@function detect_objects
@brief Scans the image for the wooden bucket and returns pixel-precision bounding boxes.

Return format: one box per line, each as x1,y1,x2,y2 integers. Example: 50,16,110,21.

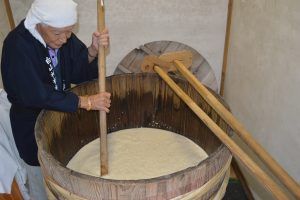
35,73,232,200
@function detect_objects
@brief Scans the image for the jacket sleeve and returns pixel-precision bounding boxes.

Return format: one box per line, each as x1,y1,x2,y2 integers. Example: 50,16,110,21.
1,34,79,112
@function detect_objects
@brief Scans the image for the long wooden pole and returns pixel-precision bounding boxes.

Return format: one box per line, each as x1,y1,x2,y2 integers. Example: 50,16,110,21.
4,0,15,30
153,65,289,200
173,60,300,199
97,0,108,176
220,0,233,96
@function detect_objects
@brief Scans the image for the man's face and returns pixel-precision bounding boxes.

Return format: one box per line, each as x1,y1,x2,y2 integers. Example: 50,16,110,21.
37,24,74,49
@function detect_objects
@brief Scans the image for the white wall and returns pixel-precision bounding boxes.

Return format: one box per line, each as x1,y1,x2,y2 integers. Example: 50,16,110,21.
3,0,228,90
224,0,300,199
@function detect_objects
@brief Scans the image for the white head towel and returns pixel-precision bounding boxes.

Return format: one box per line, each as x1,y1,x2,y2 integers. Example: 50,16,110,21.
24,0,78,47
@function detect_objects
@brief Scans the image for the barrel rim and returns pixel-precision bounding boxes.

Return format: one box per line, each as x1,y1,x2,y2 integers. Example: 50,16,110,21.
36,122,229,183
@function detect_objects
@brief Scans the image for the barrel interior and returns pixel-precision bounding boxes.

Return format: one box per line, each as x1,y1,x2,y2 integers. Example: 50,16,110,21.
36,73,230,167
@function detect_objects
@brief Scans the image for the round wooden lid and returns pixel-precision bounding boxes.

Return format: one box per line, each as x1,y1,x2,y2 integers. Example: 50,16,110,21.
114,40,218,92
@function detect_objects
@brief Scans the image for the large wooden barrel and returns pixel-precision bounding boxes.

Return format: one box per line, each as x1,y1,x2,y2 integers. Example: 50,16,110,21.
35,73,232,200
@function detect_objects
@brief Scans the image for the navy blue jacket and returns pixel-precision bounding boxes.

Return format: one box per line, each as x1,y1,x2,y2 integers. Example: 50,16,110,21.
1,20,98,166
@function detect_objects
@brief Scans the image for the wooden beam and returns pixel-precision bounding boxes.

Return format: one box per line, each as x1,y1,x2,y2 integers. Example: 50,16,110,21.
4,0,15,30
220,0,233,96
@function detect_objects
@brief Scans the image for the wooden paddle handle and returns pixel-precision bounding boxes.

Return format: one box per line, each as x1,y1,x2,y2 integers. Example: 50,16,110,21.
173,60,300,199
97,0,108,176
153,65,289,200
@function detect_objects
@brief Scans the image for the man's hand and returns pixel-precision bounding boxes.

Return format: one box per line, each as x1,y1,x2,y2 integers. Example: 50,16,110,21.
79,92,111,112
88,28,109,58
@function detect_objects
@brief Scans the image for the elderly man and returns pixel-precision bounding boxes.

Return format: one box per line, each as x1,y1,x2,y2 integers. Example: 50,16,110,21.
1,0,111,199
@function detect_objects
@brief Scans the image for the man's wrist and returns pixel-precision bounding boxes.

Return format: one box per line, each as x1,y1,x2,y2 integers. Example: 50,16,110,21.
79,96,93,111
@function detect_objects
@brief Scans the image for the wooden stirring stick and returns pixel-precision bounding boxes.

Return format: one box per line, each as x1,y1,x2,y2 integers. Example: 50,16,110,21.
97,0,108,176
173,60,300,199
153,65,289,200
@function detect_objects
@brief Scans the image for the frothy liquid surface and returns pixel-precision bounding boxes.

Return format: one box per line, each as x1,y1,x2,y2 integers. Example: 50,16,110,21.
67,128,208,180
